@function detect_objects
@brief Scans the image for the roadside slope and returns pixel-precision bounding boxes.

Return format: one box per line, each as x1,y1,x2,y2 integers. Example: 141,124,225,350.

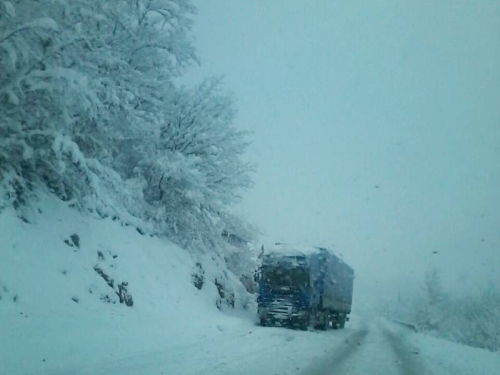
0,194,240,375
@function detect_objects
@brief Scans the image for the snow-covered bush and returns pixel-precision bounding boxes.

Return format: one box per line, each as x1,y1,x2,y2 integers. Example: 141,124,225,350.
438,284,500,352
386,269,500,352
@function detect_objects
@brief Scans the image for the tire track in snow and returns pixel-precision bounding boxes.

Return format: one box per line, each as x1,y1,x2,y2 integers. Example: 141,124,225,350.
296,327,369,375
333,324,401,375
187,328,355,375
383,326,433,375
299,320,433,375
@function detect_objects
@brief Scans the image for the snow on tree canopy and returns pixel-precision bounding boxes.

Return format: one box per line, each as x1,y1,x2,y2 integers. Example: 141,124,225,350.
0,0,255,275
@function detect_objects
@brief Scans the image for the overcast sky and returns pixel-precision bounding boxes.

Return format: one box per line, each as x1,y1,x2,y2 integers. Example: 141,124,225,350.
186,0,500,301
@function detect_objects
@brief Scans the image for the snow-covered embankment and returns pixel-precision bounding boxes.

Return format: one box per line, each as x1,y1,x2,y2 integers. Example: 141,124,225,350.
0,195,249,374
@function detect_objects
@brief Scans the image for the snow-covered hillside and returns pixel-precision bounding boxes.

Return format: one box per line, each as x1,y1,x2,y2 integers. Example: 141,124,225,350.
0,194,253,375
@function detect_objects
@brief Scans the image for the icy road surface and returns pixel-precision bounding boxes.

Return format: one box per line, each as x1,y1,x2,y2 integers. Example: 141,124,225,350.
50,317,499,375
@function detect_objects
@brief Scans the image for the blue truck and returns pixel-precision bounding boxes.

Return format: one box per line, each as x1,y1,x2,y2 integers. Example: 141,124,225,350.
257,244,354,330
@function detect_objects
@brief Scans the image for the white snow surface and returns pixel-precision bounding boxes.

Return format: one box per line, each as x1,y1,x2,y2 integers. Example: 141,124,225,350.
395,323,500,375
264,243,331,257
1,196,499,375
0,195,245,375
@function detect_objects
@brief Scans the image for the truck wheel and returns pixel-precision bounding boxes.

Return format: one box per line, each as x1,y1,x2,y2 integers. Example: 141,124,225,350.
299,320,309,331
260,318,267,326
322,320,329,330
314,314,328,331
299,314,310,330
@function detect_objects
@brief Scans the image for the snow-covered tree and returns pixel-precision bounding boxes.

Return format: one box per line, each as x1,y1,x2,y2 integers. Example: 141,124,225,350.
0,0,197,212
412,268,448,331
1,0,257,278
130,79,254,254
1,0,96,209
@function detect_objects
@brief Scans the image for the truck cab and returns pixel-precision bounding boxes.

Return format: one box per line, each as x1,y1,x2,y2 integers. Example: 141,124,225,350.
257,254,311,329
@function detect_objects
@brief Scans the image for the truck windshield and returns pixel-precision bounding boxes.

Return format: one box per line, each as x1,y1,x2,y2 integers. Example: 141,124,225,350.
261,266,309,288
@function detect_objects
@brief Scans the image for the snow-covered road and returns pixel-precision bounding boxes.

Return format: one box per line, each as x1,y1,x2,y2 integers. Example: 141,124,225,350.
55,317,499,375
299,318,500,375
300,321,430,375
68,322,355,375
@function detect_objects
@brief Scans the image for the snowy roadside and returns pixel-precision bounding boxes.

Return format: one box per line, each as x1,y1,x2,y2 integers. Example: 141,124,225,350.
383,320,500,375
0,196,249,375
406,328,500,375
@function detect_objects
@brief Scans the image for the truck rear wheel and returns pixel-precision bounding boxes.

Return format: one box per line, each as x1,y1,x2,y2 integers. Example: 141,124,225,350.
337,315,346,329
299,319,309,331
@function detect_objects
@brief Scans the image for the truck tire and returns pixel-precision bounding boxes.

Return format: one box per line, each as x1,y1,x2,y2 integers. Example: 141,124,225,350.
299,319,309,331
313,313,328,331
337,315,346,329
